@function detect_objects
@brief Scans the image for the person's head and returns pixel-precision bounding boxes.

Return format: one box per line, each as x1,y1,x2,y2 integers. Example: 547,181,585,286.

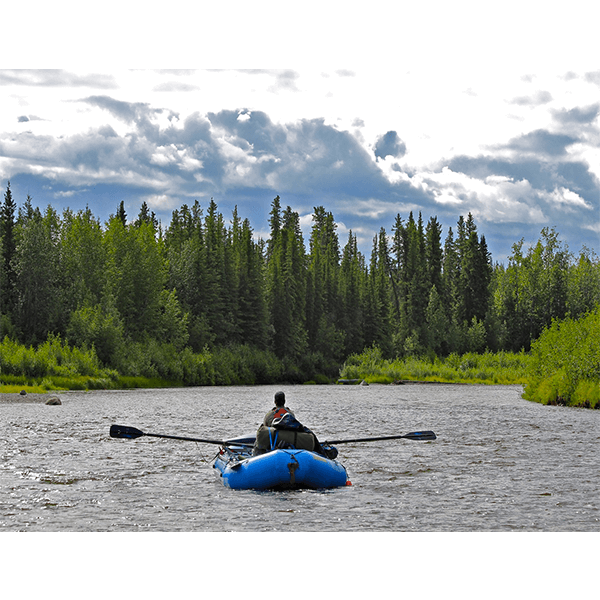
274,391,285,407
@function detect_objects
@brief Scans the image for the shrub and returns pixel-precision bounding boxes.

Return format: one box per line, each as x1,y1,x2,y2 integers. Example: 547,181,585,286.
524,305,600,407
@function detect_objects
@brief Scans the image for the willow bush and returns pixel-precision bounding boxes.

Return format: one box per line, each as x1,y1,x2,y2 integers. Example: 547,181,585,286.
0,335,118,390
523,306,600,408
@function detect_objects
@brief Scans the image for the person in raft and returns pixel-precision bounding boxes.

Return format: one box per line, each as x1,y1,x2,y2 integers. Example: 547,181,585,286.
262,390,294,427
254,391,337,459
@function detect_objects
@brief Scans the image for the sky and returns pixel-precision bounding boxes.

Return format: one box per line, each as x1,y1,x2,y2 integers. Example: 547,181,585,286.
1,2,599,265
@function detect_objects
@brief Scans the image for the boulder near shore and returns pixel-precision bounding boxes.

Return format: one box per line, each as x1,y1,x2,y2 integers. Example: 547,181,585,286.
0,392,62,405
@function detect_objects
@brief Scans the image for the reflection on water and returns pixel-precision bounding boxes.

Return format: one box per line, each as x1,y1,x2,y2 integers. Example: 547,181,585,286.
0,384,598,531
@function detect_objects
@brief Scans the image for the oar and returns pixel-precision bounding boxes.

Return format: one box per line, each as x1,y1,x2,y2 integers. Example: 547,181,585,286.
324,430,436,444
109,424,254,447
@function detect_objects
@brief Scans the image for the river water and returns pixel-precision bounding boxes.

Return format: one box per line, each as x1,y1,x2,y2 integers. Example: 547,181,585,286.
1,383,598,533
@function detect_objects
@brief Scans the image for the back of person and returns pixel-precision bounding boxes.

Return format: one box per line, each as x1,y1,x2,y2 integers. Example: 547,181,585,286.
263,391,294,427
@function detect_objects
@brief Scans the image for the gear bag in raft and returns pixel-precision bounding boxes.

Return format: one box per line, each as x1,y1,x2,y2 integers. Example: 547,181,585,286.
273,413,338,459
255,425,315,452
255,412,315,451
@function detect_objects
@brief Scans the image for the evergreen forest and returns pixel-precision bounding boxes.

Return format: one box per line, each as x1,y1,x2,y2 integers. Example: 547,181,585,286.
0,181,599,394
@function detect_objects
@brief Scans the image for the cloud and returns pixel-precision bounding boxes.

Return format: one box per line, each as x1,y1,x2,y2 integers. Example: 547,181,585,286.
502,129,579,157
17,115,45,124
82,95,156,124
268,70,300,92
446,153,597,201
0,70,117,88
1,88,598,265
335,70,355,77
2,100,393,209
227,69,301,93
373,131,407,160
584,71,600,86
548,186,592,210
509,90,553,106
152,81,200,93
551,103,600,125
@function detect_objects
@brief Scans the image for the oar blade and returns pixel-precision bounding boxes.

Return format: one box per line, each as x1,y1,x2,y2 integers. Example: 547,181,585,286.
110,424,145,439
404,430,437,441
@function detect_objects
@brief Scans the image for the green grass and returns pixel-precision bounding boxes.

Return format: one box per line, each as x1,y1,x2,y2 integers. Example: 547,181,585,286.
340,347,530,386
0,383,47,394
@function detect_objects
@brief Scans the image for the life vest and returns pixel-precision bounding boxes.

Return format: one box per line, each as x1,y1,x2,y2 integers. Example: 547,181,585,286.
272,407,288,420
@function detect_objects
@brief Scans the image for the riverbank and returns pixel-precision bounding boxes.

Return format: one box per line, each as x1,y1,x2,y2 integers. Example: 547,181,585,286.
339,348,530,386
338,346,599,408
2,335,597,408
0,392,62,404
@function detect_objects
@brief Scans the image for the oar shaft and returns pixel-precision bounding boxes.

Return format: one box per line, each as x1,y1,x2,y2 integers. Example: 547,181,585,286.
144,432,228,444
110,425,253,447
325,431,436,444
146,432,254,447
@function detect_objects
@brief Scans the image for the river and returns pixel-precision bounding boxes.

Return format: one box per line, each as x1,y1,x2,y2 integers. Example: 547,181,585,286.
1,383,598,533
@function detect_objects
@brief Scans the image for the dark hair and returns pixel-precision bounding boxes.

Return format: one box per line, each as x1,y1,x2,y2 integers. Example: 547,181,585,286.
274,391,285,406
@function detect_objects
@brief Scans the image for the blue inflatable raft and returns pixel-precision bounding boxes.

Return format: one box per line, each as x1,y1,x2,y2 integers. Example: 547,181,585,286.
213,435,349,490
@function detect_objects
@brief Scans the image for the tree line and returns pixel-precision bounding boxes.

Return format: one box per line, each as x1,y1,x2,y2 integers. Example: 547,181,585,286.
1,181,599,382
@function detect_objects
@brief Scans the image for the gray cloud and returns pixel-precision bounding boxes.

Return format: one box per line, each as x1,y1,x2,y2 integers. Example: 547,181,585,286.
373,131,407,160
268,70,300,92
82,95,156,124
502,129,579,157
510,90,553,106
552,103,600,125
447,154,597,199
584,71,600,85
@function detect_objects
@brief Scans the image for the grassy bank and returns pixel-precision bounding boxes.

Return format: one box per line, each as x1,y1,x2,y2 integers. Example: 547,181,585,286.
0,336,120,393
1,335,531,393
339,347,530,385
0,334,334,392
339,309,600,409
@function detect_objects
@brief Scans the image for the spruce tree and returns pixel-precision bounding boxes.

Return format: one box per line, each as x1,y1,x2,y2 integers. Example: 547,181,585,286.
266,203,308,359
14,206,62,344
234,215,268,348
339,231,365,356
307,206,343,359
0,181,17,319
402,213,428,349
116,200,127,226
425,216,443,295
366,228,393,357
442,226,461,352
204,198,236,345
134,201,158,230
